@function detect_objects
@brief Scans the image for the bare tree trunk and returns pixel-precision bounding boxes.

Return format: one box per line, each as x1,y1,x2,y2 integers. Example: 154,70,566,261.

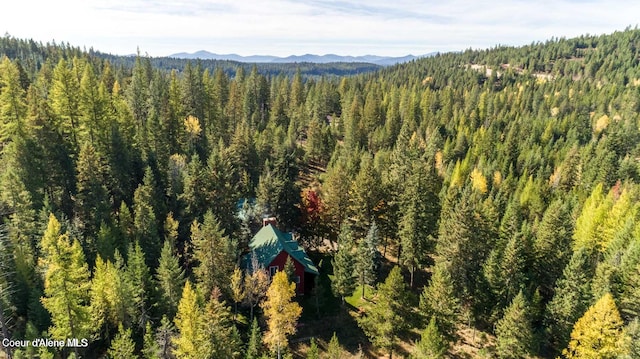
410,265,414,289
383,237,388,257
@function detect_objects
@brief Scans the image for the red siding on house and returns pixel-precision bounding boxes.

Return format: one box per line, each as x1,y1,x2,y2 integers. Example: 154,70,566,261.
268,251,307,294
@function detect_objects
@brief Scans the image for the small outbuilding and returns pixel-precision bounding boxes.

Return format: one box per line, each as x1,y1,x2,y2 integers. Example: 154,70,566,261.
244,223,319,295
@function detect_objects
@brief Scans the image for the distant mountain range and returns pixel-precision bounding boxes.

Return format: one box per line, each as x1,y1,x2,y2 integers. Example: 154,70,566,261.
168,51,435,66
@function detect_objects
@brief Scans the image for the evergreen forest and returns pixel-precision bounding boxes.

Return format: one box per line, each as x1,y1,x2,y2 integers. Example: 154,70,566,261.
2,27,640,358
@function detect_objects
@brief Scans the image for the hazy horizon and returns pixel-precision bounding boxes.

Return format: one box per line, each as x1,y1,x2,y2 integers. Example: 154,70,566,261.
3,0,639,57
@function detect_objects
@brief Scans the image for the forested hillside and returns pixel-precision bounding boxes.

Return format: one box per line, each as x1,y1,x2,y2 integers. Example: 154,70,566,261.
0,36,381,80
1,28,640,358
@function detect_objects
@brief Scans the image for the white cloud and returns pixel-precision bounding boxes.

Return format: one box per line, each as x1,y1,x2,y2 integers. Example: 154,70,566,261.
1,0,639,56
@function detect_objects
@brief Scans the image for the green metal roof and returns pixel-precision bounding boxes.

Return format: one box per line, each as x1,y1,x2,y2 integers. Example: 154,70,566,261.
246,224,319,275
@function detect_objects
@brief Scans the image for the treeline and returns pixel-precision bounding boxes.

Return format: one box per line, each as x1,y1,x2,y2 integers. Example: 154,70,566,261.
1,27,640,358
0,34,381,81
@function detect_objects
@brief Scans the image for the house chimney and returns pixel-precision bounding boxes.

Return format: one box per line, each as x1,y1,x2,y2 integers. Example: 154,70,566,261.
262,217,278,227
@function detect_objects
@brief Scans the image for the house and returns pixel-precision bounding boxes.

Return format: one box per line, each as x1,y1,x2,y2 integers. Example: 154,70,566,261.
244,223,319,295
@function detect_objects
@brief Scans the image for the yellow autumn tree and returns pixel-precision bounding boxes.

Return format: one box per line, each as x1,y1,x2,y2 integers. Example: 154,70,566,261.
230,266,245,319
184,115,202,137
563,293,628,359
261,271,302,359
573,183,610,252
470,167,488,194
183,115,201,152
173,281,209,359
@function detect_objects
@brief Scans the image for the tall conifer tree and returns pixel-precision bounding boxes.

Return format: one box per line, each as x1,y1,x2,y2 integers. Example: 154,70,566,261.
419,262,459,341
495,291,533,359
191,210,235,297
156,240,185,319
359,266,409,359
331,223,356,304
39,214,92,357
355,222,379,298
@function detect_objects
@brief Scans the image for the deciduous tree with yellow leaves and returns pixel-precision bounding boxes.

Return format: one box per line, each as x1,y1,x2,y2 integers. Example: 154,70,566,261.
563,293,628,359
261,271,302,359
173,281,207,359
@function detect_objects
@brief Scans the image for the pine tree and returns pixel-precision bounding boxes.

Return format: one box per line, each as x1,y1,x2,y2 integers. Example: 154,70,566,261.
495,291,533,359
79,62,109,147
257,147,301,230
2,171,39,329
128,54,151,146
412,317,447,359
348,153,382,234
620,240,640,320
498,200,523,242
173,281,207,359
108,324,138,359
624,318,640,359
39,214,92,350
75,144,110,245
203,287,242,358
261,271,302,359
355,222,379,299
205,142,241,235
498,225,530,308
533,199,573,297
307,338,320,359
95,223,121,263
563,293,628,359
419,262,459,341
573,183,610,252
118,202,135,243
399,160,441,287
311,272,326,319
331,223,356,304
181,155,207,223
156,240,185,319
90,256,132,334
545,247,595,353
49,58,81,148
0,225,16,358
0,56,27,143
327,332,342,359
191,210,235,296
134,167,161,267
359,266,409,359
246,317,263,359
322,160,353,244
256,163,281,216
142,322,160,359
435,187,492,313
126,241,151,330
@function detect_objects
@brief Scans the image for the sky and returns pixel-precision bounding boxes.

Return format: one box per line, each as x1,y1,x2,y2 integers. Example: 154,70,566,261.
2,0,640,57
